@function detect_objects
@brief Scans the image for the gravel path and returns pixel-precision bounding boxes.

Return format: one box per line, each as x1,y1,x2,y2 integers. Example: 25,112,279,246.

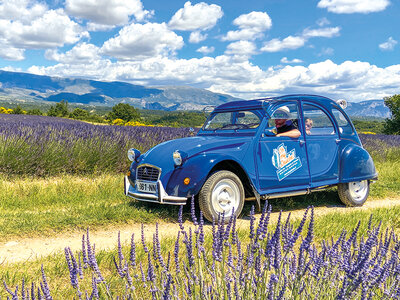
1,198,399,264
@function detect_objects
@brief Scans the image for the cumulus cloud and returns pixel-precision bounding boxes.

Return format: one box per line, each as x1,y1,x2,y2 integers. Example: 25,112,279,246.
189,31,207,43
0,0,47,23
280,57,303,64
261,27,340,52
316,17,330,26
168,1,223,31
45,42,101,63
379,37,397,51
317,0,390,14
30,49,400,102
66,0,152,26
101,22,184,60
0,8,88,49
196,46,215,54
0,39,25,60
225,41,257,56
261,36,306,52
222,11,272,41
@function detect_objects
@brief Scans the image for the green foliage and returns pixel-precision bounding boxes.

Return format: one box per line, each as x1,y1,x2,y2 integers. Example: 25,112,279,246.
383,94,400,134
26,108,43,115
69,107,89,119
12,105,25,114
47,100,69,117
148,111,207,127
351,119,385,134
107,103,141,122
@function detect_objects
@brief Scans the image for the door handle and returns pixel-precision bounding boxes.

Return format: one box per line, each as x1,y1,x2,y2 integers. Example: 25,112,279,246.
335,139,341,144
299,140,305,146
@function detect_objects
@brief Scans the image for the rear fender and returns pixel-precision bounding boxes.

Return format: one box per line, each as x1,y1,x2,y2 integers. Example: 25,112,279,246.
339,144,378,183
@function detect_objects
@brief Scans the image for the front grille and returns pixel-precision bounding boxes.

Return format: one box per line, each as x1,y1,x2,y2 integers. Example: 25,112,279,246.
136,165,160,182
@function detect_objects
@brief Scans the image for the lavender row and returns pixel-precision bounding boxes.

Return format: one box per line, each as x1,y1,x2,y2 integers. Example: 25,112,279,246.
4,198,400,299
0,114,192,176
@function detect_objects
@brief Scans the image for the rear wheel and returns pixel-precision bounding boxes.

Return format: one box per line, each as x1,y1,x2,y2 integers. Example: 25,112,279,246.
199,170,245,223
338,180,370,206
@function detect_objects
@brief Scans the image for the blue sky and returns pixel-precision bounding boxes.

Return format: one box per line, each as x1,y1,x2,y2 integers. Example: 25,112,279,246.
0,0,399,101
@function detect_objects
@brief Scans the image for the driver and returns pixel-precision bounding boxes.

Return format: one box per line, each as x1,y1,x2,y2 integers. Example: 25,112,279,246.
274,106,301,138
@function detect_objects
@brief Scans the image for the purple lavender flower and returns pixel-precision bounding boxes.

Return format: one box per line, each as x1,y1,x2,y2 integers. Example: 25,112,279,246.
174,232,181,274
162,274,173,300
130,233,136,267
40,265,53,300
190,195,198,225
300,206,314,252
141,224,149,253
249,205,255,240
65,247,79,289
178,205,184,231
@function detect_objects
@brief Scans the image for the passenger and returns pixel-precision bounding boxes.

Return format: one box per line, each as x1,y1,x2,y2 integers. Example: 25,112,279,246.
273,106,301,138
305,117,313,135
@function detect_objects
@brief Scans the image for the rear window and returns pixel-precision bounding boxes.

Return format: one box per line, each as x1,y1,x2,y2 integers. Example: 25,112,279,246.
203,110,261,130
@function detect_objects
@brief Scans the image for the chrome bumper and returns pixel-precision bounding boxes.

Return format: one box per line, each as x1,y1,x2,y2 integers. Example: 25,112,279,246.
124,176,187,205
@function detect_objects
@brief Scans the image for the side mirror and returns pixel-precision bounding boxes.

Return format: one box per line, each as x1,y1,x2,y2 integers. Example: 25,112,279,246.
264,127,277,136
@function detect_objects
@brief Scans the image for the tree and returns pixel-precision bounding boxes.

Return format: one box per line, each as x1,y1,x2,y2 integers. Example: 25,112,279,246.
383,94,400,135
47,100,69,117
69,108,89,120
12,105,25,114
27,108,43,116
107,103,141,122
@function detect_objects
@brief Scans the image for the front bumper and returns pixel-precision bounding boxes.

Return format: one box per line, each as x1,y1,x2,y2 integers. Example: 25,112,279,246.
124,176,187,205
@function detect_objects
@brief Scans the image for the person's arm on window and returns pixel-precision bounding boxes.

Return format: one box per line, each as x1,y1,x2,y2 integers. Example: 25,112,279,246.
276,128,301,138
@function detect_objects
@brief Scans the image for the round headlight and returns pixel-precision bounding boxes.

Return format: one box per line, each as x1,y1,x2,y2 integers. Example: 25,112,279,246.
173,150,182,166
128,148,141,162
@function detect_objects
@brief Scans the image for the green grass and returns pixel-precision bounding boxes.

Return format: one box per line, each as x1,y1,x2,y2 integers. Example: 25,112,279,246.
0,174,180,240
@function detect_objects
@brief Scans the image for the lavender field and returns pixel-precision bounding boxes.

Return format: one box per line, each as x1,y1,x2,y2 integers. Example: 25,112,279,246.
4,199,400,299
0,114,193,176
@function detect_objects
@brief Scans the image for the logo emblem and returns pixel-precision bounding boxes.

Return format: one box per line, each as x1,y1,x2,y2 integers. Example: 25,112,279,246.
143,168,148,175
272,143,302,181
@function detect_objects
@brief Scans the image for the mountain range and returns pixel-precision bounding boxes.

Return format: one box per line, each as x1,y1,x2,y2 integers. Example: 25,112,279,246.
0,70,391,117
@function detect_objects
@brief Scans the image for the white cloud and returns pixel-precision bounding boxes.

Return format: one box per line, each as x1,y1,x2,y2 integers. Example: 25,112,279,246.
45,43,101,63
261,36,306,52
316,17,330,27
101,23,184,60
168,1,223,31
302,27,340,38
189,31,207,43
317,0,390,14
29,55,400,102
0,0,47,23
222,11,272,41
319,47,335,56
0,39,25,61
379,37,397,51
0,9,88,49
261,27,340,52
281,57,303,64
66,0,152,26
225,41,257,56
196,46,215,54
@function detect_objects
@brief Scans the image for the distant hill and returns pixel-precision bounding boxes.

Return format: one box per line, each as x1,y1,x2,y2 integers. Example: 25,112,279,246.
0,70,240,111
345,100,390,119
0,70,391,116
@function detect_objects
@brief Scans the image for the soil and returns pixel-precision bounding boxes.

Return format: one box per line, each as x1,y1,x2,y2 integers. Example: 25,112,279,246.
0,198,399,264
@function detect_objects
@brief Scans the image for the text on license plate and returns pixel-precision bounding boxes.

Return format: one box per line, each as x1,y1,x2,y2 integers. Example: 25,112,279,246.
137,181,157,194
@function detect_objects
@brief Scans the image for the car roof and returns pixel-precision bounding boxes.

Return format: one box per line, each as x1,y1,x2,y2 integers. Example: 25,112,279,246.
213,94,337,112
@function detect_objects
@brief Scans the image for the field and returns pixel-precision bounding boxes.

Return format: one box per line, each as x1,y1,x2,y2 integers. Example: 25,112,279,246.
0,114,399,299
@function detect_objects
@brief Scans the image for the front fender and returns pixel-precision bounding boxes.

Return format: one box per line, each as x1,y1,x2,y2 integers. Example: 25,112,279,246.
165,154,241,198
339,144,378,183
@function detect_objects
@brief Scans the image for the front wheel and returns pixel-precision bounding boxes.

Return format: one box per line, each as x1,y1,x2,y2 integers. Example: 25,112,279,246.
199,170,245,223
338,180,370,206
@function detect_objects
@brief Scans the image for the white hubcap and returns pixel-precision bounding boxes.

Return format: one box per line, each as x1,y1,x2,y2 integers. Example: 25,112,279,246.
211,179,240,217
349,180,368,201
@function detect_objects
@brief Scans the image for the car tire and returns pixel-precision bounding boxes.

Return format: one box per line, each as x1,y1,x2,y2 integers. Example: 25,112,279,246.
338,180,370,207
199,170,245,223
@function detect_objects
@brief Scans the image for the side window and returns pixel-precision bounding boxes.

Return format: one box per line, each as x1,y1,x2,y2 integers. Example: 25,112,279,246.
303,104,335,136
332,108,354,135
235,111,261,128
267,102,301,137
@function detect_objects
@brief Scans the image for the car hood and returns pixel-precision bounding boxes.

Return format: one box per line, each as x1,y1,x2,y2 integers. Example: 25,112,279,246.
138,135,253,169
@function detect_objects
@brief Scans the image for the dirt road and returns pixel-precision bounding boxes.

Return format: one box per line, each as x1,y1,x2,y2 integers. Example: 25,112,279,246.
1,198,399,264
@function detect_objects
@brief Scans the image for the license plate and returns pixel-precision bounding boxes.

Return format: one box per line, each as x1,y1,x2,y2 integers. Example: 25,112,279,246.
136,181,157,194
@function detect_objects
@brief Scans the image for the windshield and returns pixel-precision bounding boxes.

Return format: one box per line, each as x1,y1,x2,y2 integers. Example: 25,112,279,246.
203,110,261,131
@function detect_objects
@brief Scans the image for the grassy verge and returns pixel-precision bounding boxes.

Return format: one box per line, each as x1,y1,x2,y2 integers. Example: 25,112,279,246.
0,174,179,240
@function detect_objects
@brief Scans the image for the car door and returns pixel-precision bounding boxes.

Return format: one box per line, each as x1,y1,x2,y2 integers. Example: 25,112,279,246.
256,102,310,194
302,103,339,187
